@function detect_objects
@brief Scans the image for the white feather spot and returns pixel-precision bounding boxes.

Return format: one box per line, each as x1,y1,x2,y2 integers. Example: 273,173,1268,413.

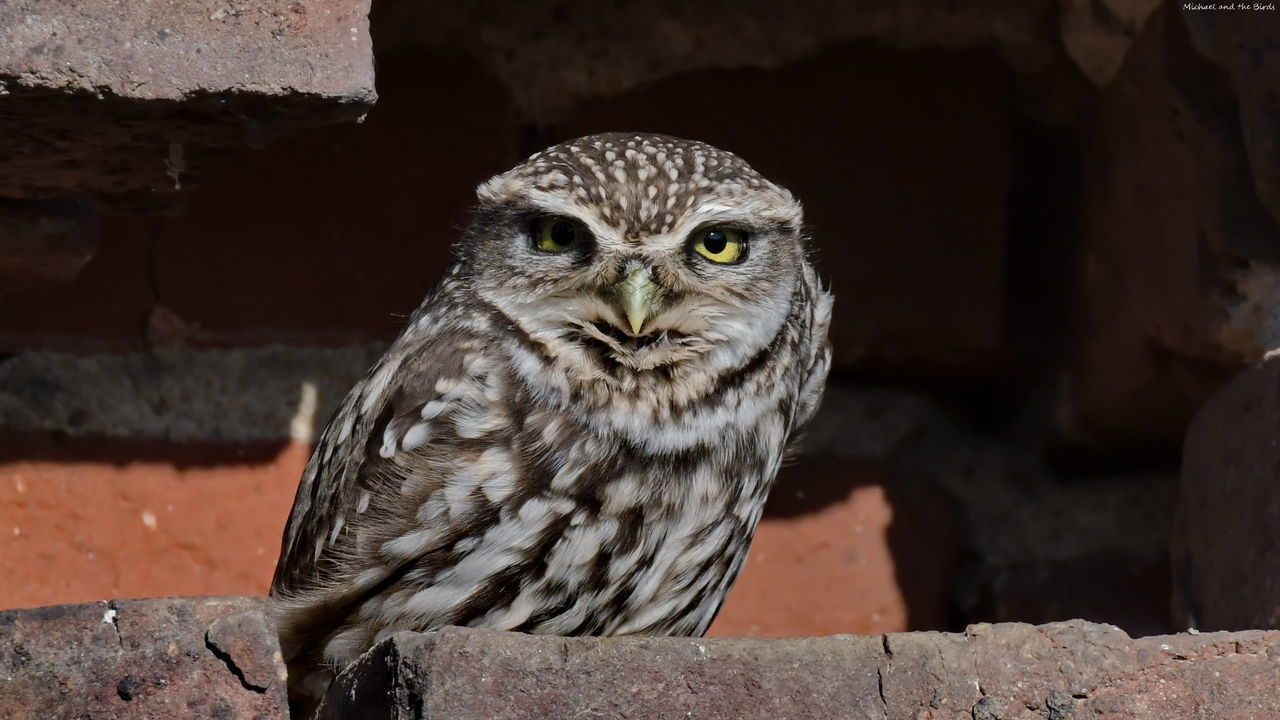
378,427,398,458
382,527,446,558
420,400,449,420
402,422,433,451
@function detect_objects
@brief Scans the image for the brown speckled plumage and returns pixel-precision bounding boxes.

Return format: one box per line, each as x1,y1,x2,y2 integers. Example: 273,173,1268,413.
270,132,832,711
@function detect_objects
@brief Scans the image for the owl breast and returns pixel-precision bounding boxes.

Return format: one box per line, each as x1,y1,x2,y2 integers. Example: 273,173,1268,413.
324,336,796,661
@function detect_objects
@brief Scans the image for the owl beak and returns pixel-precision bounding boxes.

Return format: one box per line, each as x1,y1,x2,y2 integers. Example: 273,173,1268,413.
612,264,666,336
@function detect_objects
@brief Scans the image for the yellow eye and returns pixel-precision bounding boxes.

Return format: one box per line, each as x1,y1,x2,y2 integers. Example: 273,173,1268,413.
533,217,586,253
691,227,746,264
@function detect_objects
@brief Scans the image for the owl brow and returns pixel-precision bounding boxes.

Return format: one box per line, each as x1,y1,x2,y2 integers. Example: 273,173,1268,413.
682,220,772,244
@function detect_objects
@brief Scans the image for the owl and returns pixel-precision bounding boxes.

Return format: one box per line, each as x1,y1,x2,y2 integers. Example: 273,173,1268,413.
271,132,833,710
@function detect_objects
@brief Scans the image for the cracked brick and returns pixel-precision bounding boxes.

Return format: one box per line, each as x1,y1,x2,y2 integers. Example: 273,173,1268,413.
0,596,287,720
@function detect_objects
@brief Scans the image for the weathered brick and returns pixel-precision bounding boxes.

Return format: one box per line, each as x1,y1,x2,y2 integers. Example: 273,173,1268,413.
1059,6,1280,450
318,622,1280,719
1177,356,1280,631
0,437,305,609
803,386,1177,635
0,596,287,720
0,196,97,294
148,52,519,346
0,211,155,352
0,0,376,199
711,458,957,637
0,345,383,441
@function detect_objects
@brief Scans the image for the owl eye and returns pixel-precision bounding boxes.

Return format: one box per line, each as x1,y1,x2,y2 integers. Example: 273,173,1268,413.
691,227,746,264
532,216,588,253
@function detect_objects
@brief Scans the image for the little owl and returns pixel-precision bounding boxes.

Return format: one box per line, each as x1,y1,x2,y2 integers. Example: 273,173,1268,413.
271,132,833,709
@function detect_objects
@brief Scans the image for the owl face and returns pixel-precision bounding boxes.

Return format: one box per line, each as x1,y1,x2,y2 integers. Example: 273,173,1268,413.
463,133,807,376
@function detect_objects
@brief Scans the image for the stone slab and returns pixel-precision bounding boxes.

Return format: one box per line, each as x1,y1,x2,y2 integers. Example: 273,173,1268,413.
0,595,288,720
0,0,376,199
1178,356,1280,631
320,621,1280,720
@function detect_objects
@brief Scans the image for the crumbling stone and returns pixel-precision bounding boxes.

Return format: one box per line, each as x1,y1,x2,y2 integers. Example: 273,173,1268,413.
0,595,288,720
1177,356,1280,631
319,621,1280,719
0,0,376,200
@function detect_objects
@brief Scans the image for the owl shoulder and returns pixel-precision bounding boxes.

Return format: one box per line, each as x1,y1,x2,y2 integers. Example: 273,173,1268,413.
271,318,502,596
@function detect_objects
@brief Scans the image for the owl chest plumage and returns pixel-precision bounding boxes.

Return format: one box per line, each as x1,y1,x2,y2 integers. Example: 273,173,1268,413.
272,267,829,683
344,321,798,649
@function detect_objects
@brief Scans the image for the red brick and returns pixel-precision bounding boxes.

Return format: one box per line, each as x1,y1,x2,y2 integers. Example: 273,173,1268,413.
0,212,156,353
0,52,519,352
320,622,1280,720
710,458,956,636
0,196,97,295
0,0,375,199
1178,357,1280,631
150,52,520,346
0,597,288,720
1060,7,1278,450
556,43,1014,378
0,440,306,609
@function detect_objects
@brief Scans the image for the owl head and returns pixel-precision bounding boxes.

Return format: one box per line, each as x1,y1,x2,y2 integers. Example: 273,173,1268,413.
460,132,808,380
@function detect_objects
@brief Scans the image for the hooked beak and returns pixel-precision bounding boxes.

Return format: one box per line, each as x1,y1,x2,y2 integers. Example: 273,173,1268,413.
611,263,667,336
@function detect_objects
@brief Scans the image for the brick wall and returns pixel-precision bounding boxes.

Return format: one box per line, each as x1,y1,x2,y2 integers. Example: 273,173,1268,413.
3,0,1279,647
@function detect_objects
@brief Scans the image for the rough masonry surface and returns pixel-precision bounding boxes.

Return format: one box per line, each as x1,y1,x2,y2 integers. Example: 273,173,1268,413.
320,621,1280,719
0,595,288,720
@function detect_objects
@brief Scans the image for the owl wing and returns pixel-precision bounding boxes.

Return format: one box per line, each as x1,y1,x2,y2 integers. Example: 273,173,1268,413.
270,322,488,600
790,266,834,440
